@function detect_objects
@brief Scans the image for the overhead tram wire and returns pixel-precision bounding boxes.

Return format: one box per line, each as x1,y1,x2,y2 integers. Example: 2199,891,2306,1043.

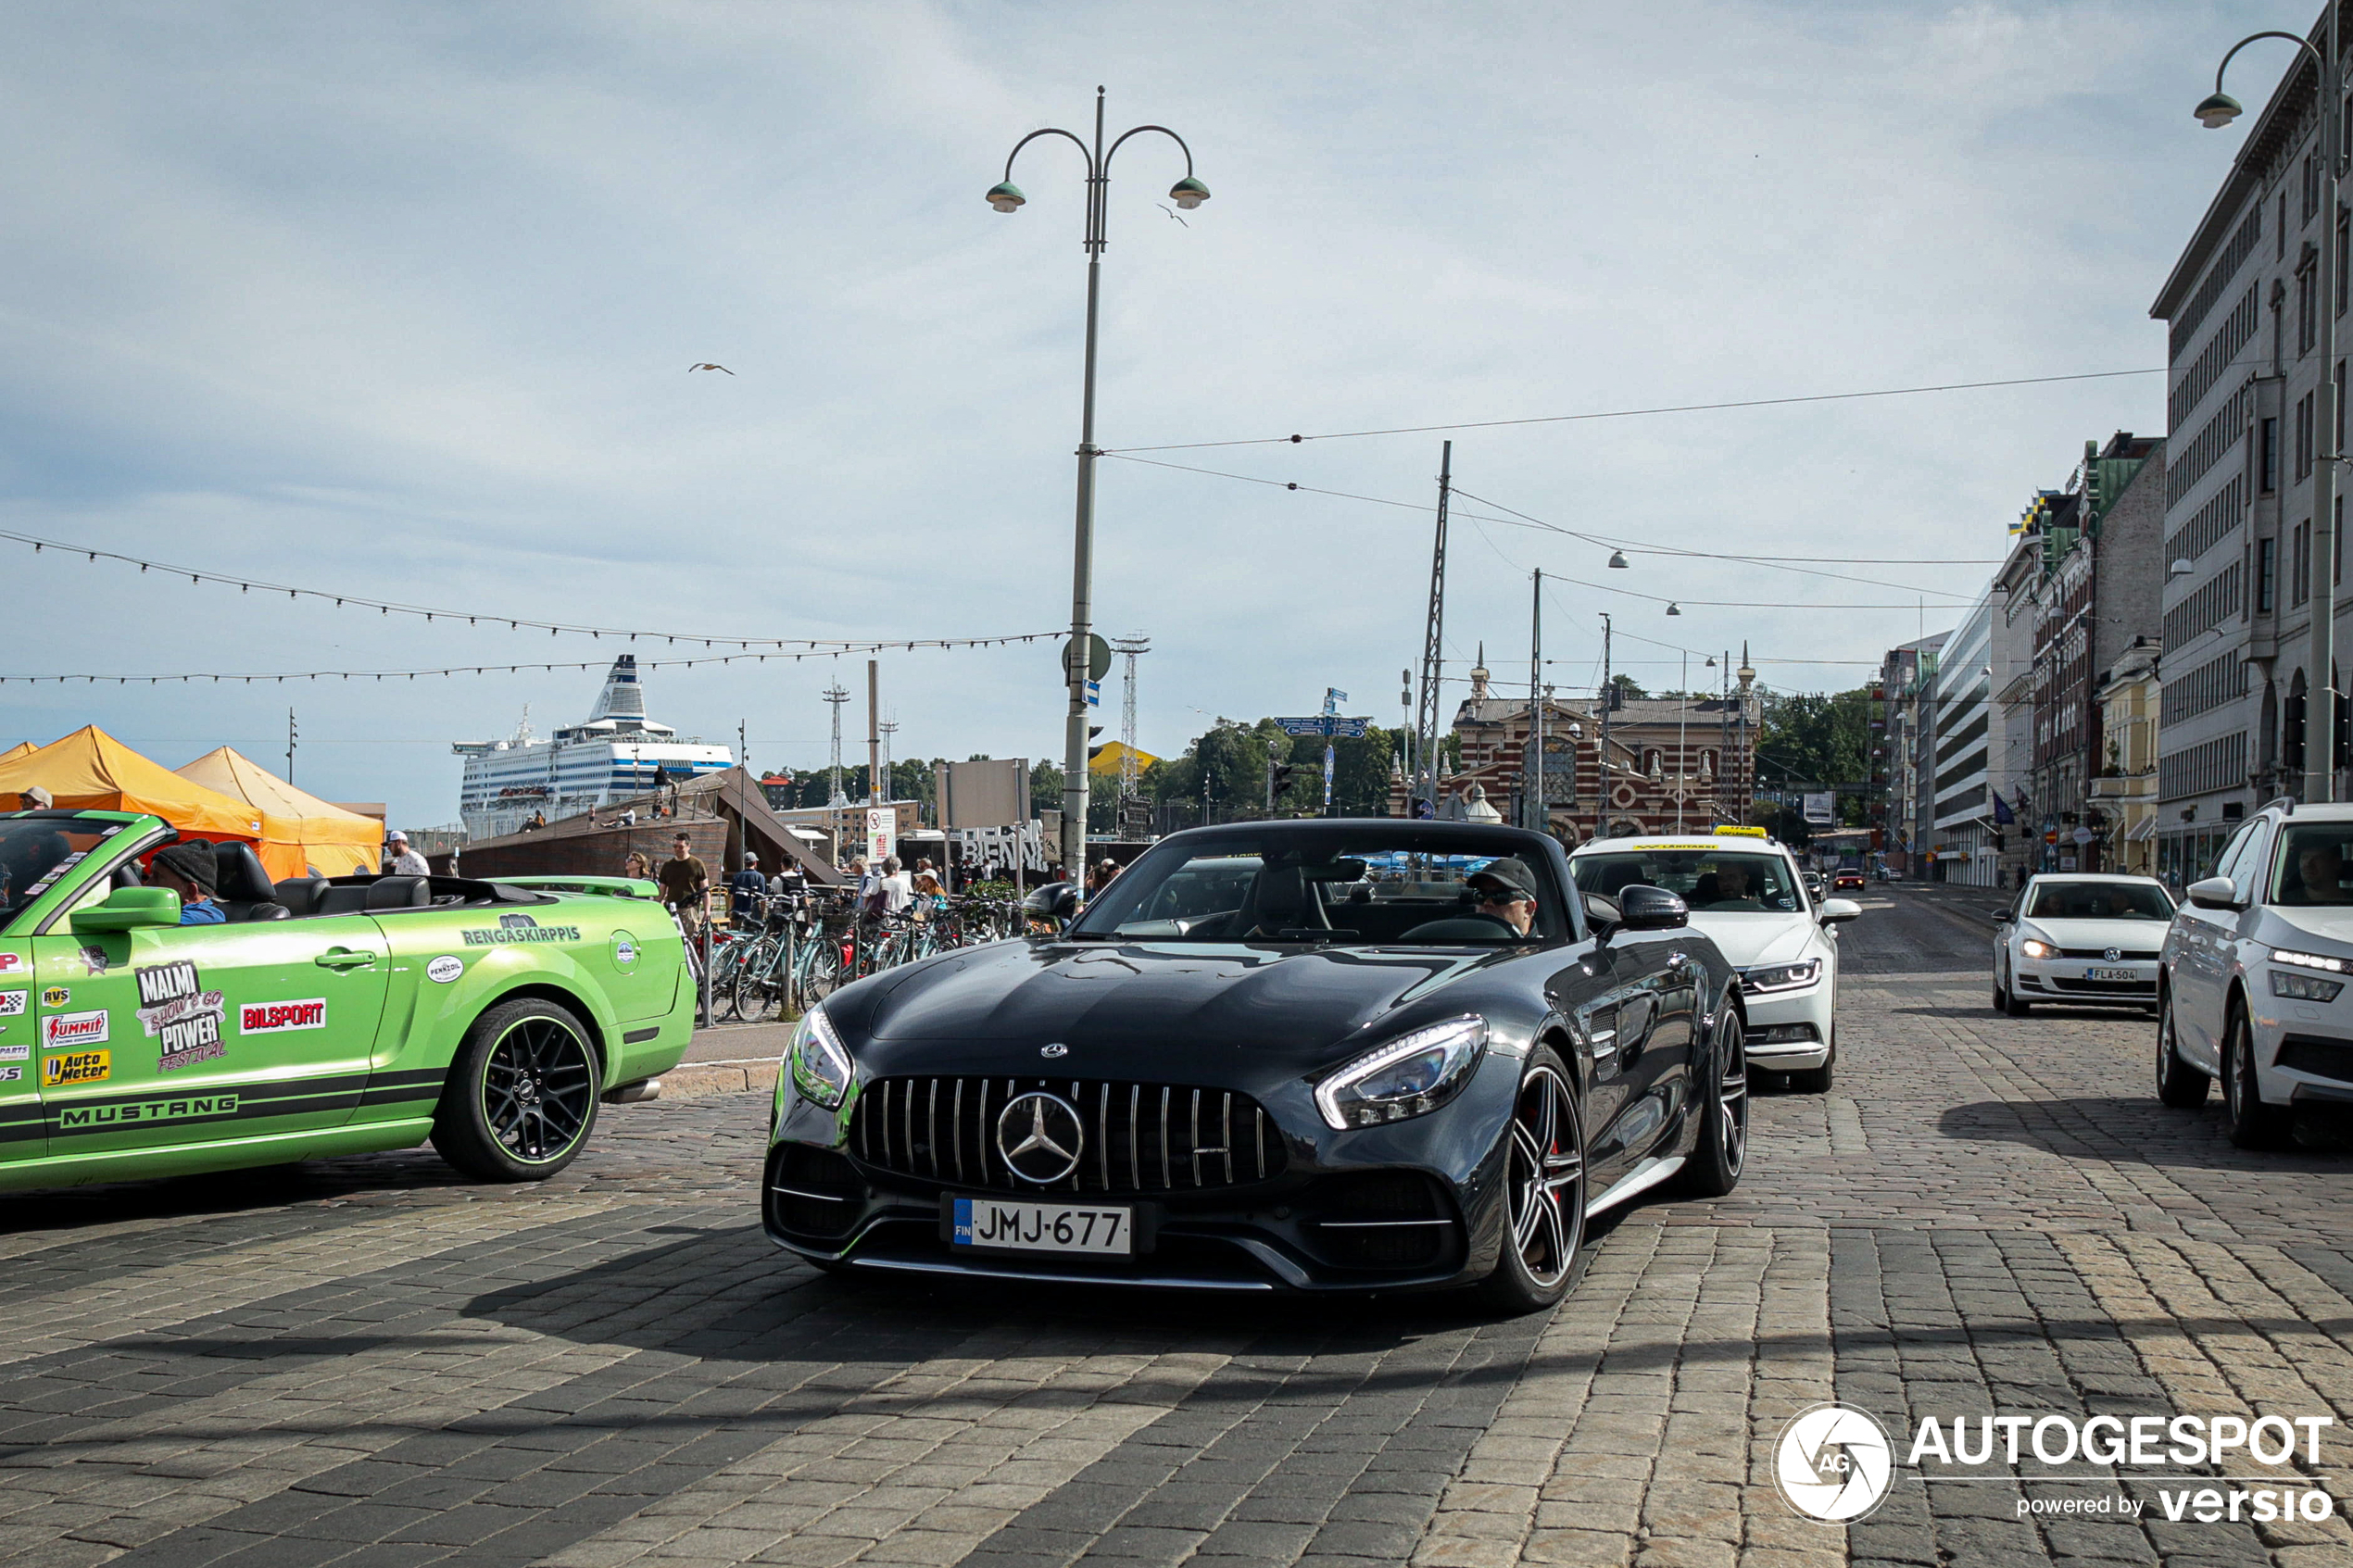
0,527,1048,654
1099,368,2164,453
1101,453,1993,586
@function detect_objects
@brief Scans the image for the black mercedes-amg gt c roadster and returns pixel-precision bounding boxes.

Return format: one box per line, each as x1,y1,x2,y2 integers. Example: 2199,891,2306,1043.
762,821,1748,1311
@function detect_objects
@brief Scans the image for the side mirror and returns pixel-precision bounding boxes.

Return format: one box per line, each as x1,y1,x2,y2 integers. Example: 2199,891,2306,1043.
1581,892,1622,936
1617,884,1688,932
1023,881,1080,923
2186,876,2243,911
70,886,181,933
1818,897,1863,924
1993,909,2013,923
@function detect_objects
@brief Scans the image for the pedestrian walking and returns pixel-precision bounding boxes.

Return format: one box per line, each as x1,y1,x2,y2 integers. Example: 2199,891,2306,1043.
729,851,767,927
623,850,653,881
659,833,710,937
386,831,430,877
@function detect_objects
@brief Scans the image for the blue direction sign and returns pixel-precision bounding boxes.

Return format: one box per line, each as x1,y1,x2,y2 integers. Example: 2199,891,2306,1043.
1276,716,1370,738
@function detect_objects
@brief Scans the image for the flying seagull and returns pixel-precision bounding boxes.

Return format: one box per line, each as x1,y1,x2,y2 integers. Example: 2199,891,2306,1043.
1156,204,1189,228
688,363,734,374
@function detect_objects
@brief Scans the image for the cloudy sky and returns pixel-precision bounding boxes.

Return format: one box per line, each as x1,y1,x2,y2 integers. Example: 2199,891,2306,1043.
0,2,2292,825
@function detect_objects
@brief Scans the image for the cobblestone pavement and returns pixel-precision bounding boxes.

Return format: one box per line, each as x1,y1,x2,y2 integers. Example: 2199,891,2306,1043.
4,888,2352,1568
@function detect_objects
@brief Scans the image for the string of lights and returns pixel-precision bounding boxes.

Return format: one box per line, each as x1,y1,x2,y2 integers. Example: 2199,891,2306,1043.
0,643,1051,687
0,528,1048,653
1099,368,2163,453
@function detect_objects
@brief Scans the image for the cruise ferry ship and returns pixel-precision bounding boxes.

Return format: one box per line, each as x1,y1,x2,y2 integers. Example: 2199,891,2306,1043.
453,657,734,839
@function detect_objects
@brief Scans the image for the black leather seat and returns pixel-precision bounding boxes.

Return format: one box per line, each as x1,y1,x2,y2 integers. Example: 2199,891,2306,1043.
318,875,431,917
275,877,325,917
211,842,290,922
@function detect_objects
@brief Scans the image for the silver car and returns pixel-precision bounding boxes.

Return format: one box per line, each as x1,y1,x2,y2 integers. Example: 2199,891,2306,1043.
2159,800,2353,1146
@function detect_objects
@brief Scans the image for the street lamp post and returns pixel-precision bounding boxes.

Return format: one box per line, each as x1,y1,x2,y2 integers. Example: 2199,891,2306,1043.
2200,18,2341,801
988,89,1210,877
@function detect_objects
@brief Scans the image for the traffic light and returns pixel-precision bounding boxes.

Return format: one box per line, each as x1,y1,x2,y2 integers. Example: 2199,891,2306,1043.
2287,693,2309,772
2337,693,2350,771
1272,761,1298,798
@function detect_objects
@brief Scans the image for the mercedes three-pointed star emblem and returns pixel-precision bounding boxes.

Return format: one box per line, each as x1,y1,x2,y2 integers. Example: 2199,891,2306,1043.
996,1091,1084,1185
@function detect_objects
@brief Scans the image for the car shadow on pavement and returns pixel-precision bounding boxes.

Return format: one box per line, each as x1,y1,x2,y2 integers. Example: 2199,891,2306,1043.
0,1148,479,1236
1936,1097,2353,1165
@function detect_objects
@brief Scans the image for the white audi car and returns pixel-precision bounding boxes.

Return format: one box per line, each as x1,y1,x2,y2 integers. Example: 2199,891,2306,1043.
1992,873,2174,1015
1569,828,1858,1091
2159,800,2353,1148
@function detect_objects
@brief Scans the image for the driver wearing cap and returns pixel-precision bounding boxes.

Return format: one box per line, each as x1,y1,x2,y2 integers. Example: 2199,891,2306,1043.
149,844,226,925
1467,858,1541,936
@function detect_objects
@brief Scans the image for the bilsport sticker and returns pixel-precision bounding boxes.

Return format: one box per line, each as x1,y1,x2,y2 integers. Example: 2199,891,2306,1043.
425,956,464,985
240,999,326,1035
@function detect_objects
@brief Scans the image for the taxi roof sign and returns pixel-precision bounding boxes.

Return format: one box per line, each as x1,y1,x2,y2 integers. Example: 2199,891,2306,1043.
1713,824,1768,837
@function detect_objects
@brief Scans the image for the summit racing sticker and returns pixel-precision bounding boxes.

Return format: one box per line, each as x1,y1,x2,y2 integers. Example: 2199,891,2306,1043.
138,961,226,1071
461,913,582,947
43,1010,108,1048
43,1051,108,1086
239,999,325,1035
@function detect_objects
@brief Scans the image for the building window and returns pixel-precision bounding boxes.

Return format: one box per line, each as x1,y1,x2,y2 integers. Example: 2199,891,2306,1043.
2341,214,2350,316
2300,264,2318,354
2297,393,2315,480
2264,415,2282,491
2281,191,2290,258
2295,520,2312,605
2259,535,2278,613
2306,151,2322,224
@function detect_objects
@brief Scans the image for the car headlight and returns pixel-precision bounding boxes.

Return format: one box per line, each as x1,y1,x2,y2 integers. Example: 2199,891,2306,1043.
2271,947,2350,973
2020,938,2059,960
1315,1016,1487,1131
1742,958,1822,994
787,1006,854,1109
2270,969,2346,1003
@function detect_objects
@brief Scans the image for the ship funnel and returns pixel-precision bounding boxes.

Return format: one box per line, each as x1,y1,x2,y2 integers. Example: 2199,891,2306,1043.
586,656,648,723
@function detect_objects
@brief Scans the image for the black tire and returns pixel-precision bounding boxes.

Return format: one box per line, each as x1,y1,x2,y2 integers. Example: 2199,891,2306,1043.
1787,1027,1834,1094
1479,1045,1588,1314
2155,990,2209,1109
2221,1002,2293,1149
431,998,603,1182
1992,970,2008,1012
1678,1008,1747,1198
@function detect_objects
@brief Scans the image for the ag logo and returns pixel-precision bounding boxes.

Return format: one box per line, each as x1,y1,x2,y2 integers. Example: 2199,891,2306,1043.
1773,1402,1894,1523
995,1091,1084,1185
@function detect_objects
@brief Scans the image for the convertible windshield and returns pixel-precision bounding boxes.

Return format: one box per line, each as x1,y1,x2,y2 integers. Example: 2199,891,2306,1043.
2025,881,2174,921
0,816,125,924
1571,848,1801,913
1068,829,1565,945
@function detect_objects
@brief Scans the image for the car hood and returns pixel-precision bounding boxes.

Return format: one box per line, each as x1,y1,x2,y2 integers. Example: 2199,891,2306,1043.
1684,913,1815,969
2259,906,2353,950
847,939,1516,1075
2022,917,2171,951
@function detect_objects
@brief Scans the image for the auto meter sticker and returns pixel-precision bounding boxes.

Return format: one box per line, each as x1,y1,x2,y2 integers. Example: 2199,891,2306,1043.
0,1044,25,1061
240,999,325,1035
42,1051,108,1086
43,1010,108,1048
0,991,23,1017
461,913,583,947
41,987,69,1009
425,956,464,984
137,961,226,1071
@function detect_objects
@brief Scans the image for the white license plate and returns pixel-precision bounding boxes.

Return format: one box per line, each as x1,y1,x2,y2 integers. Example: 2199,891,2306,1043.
2085,967,2139,983
950,1197,1133,1256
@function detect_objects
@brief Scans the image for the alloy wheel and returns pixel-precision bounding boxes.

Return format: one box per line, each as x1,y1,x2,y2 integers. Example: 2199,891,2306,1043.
1718,1024,1749,1177
482,1015,597,1164
1505,1064,1585,1288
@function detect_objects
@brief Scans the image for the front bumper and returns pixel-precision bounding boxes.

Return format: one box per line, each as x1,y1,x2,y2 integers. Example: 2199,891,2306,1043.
1740,981,1832,1069
2248,983,2353,1107
2015,953,2158,1005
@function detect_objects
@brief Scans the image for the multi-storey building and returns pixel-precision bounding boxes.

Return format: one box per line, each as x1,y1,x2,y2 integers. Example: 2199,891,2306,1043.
1878,635,1945,877
2149,3,2344,883
2095,638,2164,876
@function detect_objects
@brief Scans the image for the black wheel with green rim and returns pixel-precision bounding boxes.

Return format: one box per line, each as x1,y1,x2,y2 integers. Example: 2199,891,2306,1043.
1479,1046,1587,1313
431,997,602,1182
1679,1009,1748,1198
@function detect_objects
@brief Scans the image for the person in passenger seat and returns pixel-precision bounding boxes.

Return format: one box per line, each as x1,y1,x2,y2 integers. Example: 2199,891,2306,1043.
150,843,226,924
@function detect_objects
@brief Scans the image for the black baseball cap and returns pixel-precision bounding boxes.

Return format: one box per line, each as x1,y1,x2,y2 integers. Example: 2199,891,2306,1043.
154,842,218,895
1469,857,1539,904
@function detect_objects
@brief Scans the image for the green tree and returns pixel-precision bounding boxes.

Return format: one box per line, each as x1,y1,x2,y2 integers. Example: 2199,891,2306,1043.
1755,685,1875,828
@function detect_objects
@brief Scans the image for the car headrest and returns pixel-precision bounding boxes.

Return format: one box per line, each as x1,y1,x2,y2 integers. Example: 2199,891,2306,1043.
366,875,430,910
213,842,278,903
274,877,325,915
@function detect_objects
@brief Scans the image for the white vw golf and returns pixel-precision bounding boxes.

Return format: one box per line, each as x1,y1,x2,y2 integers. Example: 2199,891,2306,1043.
1992,873,2174,1015
1569,827,1858,1091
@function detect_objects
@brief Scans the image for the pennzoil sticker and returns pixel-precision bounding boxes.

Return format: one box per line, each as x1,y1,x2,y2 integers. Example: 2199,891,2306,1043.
240,999,325,1035
43,1010,108,1048
0,991,23,1017
426,956,463,984
43,1051,108,1086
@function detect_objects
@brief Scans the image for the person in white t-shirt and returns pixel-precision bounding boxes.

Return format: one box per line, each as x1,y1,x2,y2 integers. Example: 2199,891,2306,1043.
877,856,914,915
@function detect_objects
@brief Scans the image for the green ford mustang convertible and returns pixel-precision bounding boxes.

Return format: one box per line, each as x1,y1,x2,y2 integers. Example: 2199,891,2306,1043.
0,809,694,1191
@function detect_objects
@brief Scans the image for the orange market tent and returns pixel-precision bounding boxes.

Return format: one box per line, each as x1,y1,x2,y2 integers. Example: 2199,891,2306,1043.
0,743,31,763
176,746,382,881
0,726,265,845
